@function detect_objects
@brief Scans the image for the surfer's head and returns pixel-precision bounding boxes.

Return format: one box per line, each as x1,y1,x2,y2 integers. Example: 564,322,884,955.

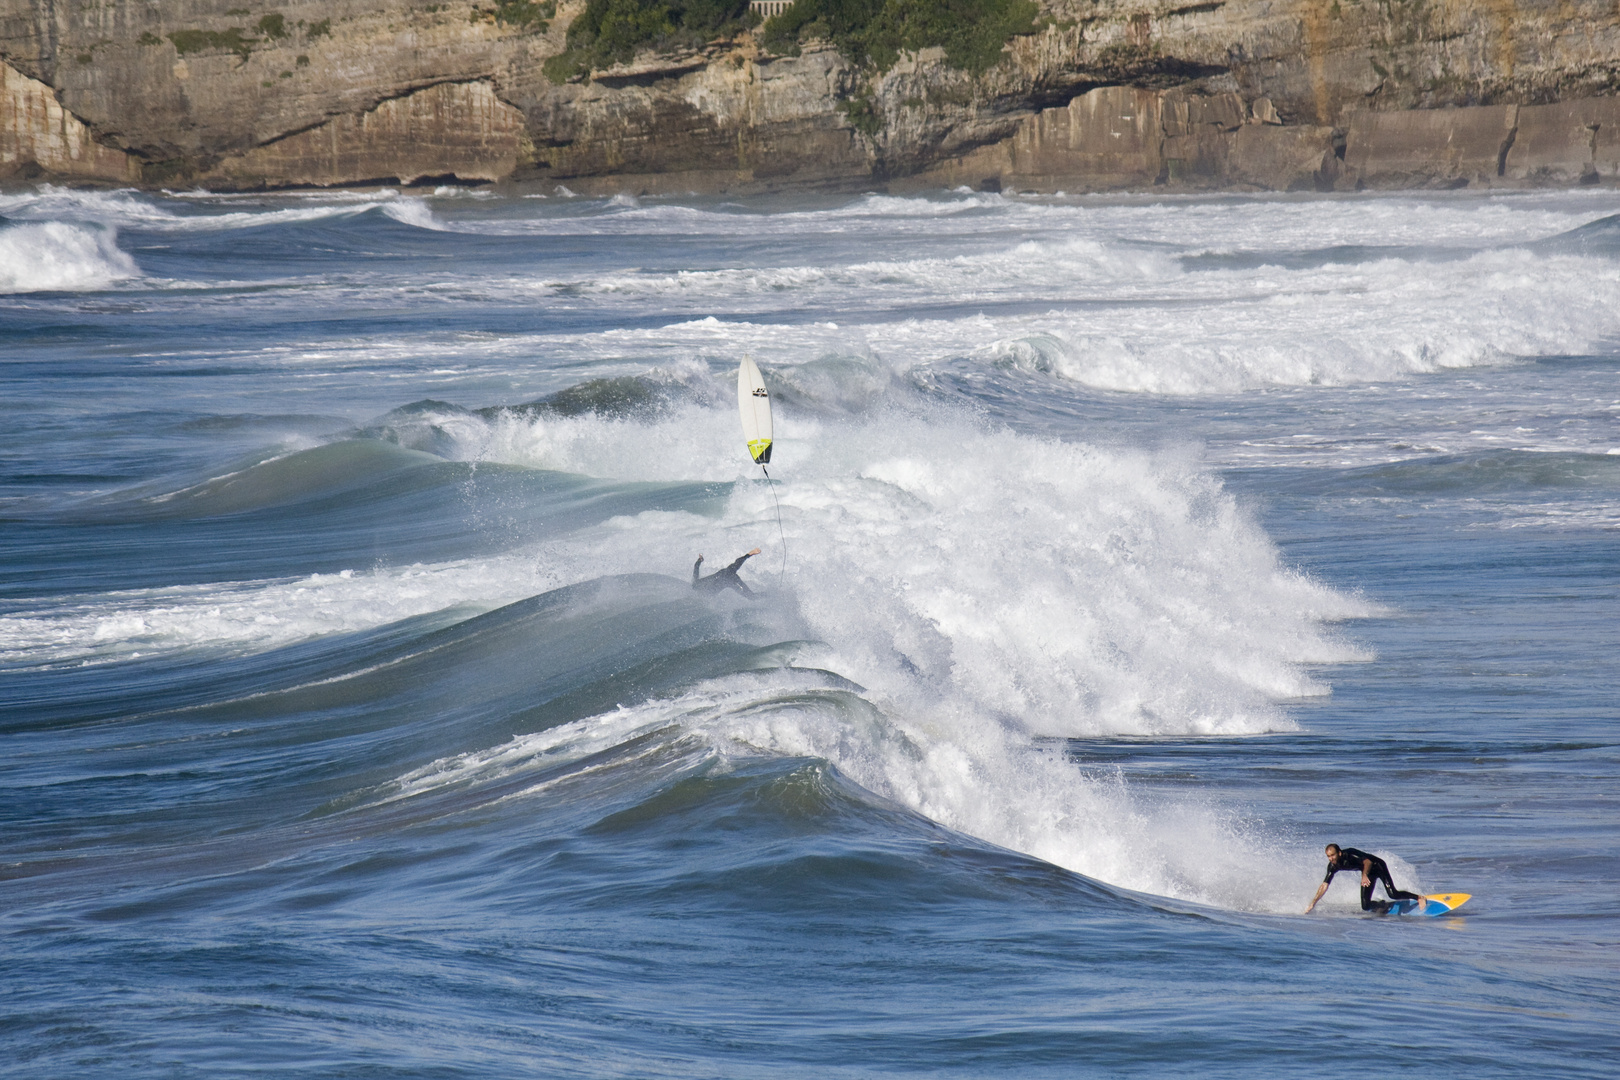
1324,844,1341,859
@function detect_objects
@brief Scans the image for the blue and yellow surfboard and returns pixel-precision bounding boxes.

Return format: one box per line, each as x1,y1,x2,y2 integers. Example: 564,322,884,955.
1383,892,1471,916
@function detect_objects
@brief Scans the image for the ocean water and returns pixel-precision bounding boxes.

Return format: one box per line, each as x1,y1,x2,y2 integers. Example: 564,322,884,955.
1,183,1617,1076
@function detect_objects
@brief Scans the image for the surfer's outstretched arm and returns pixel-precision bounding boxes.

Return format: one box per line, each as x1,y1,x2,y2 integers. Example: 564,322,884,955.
1305,881,1329,914
693,555,704,585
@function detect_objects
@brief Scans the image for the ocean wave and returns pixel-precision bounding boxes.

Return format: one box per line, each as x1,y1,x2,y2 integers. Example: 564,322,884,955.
0,560,519,668
0,184,385,233
380,199,451,231
6,184,1615,251
0,380,1381,917
425,188,1620,245
0,221,139,293
10,394,1369,738
1534,210,1620,256
966,248,1620,393
346,654,1372,914
450,244,1616,399
277,215,1620,401
807,190,1010,218
466,403,1371,735
557,235,1172,302
1287,448,1620,497
0,185,173,227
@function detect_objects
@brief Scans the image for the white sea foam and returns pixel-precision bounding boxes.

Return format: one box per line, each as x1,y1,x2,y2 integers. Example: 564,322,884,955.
396,400,1369,911
519,242,1620,395
970,248,1620,394
0,560,534,668
686,684,1390,913
17,187,1596,916
382,199,449,230
331,213,1620,397
461,401,1370,738
565,236,1170,305
6,401,1366,736
0,184,383,233
367,668,1387,915
12,185,1618,401
0,221,139,292
433,187,1619,241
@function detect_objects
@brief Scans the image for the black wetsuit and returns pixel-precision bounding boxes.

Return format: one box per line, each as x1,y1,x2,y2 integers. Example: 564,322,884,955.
1325,847,1420,911
692,552,756,597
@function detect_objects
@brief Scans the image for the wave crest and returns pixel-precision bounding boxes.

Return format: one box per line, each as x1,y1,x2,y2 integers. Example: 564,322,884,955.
0,221,138,293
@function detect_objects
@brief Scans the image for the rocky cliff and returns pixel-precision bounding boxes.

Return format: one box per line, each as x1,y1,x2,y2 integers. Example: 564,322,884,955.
3,0,1619,193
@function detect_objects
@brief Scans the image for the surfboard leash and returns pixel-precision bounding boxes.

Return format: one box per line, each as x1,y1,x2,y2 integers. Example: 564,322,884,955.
761,464,787,581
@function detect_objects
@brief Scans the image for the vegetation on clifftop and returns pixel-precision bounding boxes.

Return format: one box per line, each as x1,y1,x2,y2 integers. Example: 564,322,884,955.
165,15,332,62
473,0,556,31
543,0,1038,82
544,0,757,82
762,0,1039,74
168,28,258,61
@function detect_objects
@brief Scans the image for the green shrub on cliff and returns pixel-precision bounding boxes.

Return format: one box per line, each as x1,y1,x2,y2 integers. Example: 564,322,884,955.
168,28,255,61
498,0,556,28
544,0,757,82
839,91,882,135
541,0,1032,83
762,0,1038,73
472,0,556,30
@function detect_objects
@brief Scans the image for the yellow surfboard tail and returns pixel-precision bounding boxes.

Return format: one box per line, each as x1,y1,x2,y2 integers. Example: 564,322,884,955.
738,357,774,467
1423,893,1471,912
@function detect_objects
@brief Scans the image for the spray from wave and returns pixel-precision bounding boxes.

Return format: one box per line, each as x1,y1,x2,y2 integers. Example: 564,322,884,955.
0,221,138,292
0,183,389,234
970,245,1620,394
380,396,1373,913
0,343,1389,914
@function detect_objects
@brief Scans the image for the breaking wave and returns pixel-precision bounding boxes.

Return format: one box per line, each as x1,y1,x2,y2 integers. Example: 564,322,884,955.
0,220,138,292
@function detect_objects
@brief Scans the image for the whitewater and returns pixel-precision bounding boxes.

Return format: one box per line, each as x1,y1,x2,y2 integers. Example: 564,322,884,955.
2,184,1616,1077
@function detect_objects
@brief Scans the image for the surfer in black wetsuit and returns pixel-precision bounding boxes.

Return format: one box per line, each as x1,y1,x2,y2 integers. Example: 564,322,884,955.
1305,843,1422,914
692,549,760,597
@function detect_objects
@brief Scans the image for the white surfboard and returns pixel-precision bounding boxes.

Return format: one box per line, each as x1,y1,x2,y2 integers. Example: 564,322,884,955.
737,356,772,465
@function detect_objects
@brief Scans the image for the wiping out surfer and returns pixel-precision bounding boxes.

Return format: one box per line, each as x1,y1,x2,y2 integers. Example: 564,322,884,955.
693,549,761,597
737,355,787,581
1305,843,1422,914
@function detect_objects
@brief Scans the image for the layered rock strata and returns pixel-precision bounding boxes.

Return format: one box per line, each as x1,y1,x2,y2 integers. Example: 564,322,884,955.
2,0,1619,192
2,59,138,181
914,85,1342,192
210,80,528,188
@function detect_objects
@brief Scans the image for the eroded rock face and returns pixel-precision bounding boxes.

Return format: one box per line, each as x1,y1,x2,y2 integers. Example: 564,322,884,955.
1506,98,1620,183
1,61,137,181
525,45,873,190
909,85,1340,194
0,0,1618,192
204,79,527,187
1344,105,1519,189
